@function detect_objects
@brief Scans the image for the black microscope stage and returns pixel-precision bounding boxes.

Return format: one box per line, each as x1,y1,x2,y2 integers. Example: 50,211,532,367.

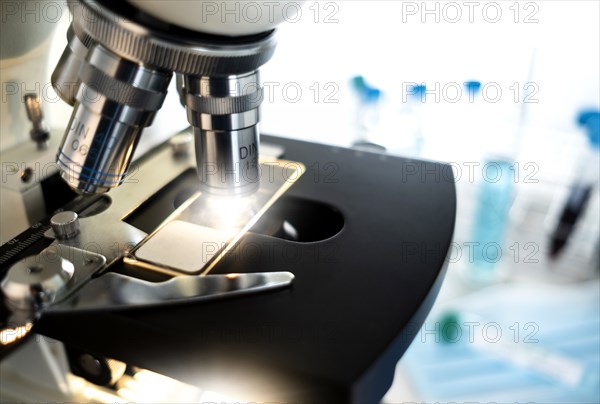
1,135,456,403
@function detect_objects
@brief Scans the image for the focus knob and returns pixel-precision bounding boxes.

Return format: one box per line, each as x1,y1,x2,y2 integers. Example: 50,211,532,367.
1,254,74,311
50,211,80,239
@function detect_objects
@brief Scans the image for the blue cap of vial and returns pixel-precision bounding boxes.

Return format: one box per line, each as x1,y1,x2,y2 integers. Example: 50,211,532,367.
351,75,381,104
577,110,600,149
464,81,481,97
411,84,426,101
365,87,381,103
351,75,367,92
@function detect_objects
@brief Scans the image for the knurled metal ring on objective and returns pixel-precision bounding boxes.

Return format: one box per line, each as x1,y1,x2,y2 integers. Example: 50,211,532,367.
62,25,92,60
78,62,167,110
68,23,95,49
70,0,278,76
183,88,264,115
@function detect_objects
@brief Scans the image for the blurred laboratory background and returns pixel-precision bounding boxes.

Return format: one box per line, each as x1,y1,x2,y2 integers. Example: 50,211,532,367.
261,2,600,403
16,0,600,402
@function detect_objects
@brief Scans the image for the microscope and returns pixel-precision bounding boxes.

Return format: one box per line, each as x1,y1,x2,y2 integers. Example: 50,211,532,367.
0,1,456,402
